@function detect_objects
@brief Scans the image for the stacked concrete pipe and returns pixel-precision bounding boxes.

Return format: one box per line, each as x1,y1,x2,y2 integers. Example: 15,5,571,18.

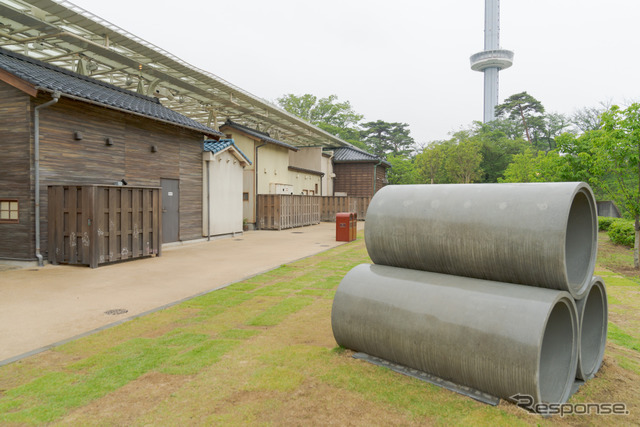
331,182,608,408
576,276,608,381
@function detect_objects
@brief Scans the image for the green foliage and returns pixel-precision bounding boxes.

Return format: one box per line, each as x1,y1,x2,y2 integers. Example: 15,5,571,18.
415,141,447,184
580,103,640,267
414,132,484,184
531,112,572,151
386,153,419,185
499,149,570,183
608,219,635,247
472,121,528,182
359,120,415,158
444,131,483,183
276,93,363,145
495,91,545,145
598,216,617,231
571,105,606,133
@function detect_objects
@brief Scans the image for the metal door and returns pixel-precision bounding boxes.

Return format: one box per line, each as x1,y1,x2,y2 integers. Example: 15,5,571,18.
161,178,179,243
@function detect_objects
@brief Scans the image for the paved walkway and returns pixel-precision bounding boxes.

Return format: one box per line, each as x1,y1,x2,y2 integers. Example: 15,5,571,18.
0,222,361,365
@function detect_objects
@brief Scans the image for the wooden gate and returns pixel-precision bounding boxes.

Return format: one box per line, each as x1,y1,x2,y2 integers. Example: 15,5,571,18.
48,185,161,268
320,196,371,221
257,194,321,230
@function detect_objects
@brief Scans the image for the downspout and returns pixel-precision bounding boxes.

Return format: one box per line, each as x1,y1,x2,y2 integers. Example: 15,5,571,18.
254,142,267,229
206,157,211,241
34,91,61,266
372,159,383,196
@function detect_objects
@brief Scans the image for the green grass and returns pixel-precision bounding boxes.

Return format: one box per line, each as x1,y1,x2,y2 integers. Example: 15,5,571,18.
608,323,640,352
0,230,639,425
246,296,314,326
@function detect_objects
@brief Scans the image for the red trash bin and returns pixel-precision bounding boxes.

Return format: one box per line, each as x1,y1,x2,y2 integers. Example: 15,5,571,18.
336,212,352,242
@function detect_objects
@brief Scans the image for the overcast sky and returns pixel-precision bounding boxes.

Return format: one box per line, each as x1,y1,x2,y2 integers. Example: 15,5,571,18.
66,0,640,144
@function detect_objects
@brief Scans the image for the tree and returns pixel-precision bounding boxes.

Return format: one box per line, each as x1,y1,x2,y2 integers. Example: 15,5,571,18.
360,120,415,158
415,142,447,184
532,113,572,151
590,103,640,269
500,149,567,183
277,94,364,146
570,103,610,133
386,154,419,185
471,121,528,182
444,131,483,183
495,92,545,145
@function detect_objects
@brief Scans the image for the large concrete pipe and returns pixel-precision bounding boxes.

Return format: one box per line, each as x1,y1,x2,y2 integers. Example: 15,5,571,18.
332,264,579,405
576,276,608,380
365,183,597,299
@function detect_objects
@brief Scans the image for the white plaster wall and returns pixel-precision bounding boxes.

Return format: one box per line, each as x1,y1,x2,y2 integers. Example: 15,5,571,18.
257,144,291,194
202,150,244,236
321,154,334,196
289,170,322,195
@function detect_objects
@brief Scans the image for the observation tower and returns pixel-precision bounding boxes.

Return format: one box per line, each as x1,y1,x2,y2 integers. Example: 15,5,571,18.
470,0,514,122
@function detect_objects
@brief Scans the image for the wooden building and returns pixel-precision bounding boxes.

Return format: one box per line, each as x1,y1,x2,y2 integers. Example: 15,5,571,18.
202,139,251,237
329,147,391,197
0,48,222,263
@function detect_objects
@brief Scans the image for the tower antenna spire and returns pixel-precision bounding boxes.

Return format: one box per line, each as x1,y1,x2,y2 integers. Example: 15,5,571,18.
470,0,514,122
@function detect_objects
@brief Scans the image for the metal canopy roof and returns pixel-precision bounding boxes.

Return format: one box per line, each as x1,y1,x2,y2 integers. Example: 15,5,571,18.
0,0,352,148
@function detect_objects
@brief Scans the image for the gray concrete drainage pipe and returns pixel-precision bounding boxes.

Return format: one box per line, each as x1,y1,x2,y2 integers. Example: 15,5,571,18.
576,276,608,380
331,264,579,405
364,182,597,299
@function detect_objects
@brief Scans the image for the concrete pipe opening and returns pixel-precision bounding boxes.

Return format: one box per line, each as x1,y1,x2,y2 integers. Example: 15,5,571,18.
576,277,608,380
539,299,578,404
565,189,598,299
332,264,578,405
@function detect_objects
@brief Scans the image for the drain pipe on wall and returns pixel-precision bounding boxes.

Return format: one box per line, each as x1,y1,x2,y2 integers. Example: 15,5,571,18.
206,158,211,241
34,91,61,267
254,142,267,229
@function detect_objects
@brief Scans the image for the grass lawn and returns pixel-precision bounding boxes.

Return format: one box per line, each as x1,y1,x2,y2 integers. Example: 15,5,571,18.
0,231,639,425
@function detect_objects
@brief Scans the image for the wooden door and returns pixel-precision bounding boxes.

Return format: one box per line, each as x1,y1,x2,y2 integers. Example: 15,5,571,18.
161,178,179,243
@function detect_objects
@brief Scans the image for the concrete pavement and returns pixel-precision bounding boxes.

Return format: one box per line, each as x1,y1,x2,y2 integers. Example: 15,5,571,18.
0,222,361,365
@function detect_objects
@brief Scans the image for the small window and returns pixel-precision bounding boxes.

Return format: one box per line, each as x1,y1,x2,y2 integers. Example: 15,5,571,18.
243,192,249,201
0,199,19,223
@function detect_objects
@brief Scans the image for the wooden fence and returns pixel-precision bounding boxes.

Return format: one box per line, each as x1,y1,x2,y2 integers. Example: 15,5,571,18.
48,185,161,268
257,194,321,230
320,196,371,221
257,195,371,230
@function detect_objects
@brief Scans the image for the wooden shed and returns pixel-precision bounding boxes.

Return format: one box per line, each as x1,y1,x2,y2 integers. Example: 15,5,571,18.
328,146,390,197
0,47,222,264
202,139,251,237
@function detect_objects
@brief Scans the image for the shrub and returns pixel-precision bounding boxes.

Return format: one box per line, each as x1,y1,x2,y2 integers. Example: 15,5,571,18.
598,216,617,231
608,219,635,248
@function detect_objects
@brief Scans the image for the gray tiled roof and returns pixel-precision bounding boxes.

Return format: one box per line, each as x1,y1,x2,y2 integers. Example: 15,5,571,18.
203,139,252,165
221,120,298,151
0,47,222,137
329,147,391,167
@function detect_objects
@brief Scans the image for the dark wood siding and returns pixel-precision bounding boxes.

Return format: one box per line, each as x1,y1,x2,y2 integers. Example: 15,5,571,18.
0,93,206,260
333,162,388,198
178,129,203,241
374,164,387,194
0,81,33,259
